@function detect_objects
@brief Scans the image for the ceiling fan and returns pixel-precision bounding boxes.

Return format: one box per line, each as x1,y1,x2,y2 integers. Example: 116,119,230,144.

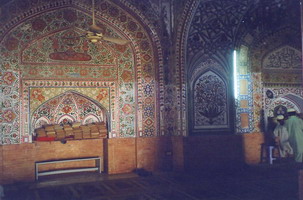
86,0,130,45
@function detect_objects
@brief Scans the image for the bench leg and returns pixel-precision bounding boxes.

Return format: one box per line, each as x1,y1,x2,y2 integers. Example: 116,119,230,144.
268,146,276,165
35,163,39,180
96,158,102,173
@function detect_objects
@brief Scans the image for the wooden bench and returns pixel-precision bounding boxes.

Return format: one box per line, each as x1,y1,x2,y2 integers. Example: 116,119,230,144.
35,157,102,180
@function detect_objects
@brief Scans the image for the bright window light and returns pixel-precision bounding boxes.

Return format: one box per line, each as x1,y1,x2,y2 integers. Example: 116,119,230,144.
233,50,238,99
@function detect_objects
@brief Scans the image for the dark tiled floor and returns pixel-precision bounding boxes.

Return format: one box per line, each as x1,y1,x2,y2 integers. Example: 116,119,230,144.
2,163,301,200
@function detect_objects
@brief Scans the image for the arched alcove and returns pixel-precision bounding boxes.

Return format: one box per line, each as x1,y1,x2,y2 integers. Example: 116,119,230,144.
266,94,303,118
31,91,108,135
192,70,228,129
188,59,233,135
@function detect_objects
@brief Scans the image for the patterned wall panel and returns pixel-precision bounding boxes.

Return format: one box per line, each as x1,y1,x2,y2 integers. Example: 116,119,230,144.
251,72,263,133
162,84,178,135
193,70,228,129
184,0,251,135
174,0,197,136
249,28,301,133
262,45,302,85
0,69,20,144
31,91,107,130
188,59,232,134
0,0,164,144
186,0,250,60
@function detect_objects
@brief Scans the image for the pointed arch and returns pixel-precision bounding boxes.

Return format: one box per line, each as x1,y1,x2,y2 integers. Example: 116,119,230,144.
31,90,109,135
187,58,234,134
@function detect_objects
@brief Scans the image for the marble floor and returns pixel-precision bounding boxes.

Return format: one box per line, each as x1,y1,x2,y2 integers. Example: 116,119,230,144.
2,163,301,200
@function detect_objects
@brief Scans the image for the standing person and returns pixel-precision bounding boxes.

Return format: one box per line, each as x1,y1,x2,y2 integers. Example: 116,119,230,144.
285,108,303,163
297,113,303,120
273,115,293,157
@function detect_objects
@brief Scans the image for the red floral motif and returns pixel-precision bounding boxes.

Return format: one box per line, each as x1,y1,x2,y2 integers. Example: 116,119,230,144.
144,97,153,104
2,110,16,123
77,98,86,105
28,68,38,75
61,118,73,124
32,18,47,32
143,54,151,61
55,69,64,76
5,37,19,51
3,63,11,69
144,118,153,126
80,69,88,76
49,99,59,106
62,106,72,114
63,10,77,23
102,69,111,77
115,44,127,53
121,70,132,82
2,72,16,85
31,89,45,102
96,89,108,101
122,104,132,115
144,75,152,82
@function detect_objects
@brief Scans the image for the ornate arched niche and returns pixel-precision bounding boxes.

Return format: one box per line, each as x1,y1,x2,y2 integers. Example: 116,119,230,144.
265,92,303,118
31,91,108,134
263,88,303,133
188,59,233,135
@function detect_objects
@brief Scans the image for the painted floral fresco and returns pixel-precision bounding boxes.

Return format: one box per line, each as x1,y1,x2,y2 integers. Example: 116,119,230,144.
194,71,228,129
31,91,107,132
0,0,163,144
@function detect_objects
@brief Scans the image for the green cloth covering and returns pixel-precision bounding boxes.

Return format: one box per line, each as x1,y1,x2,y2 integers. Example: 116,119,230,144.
285,115,303,162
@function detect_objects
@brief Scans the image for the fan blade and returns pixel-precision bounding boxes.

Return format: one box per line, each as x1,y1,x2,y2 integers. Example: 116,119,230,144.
86,31,94,36
103,36,130,45
89,24,103,33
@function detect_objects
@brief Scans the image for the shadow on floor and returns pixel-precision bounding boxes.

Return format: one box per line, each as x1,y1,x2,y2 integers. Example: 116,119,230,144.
2,162,302,200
